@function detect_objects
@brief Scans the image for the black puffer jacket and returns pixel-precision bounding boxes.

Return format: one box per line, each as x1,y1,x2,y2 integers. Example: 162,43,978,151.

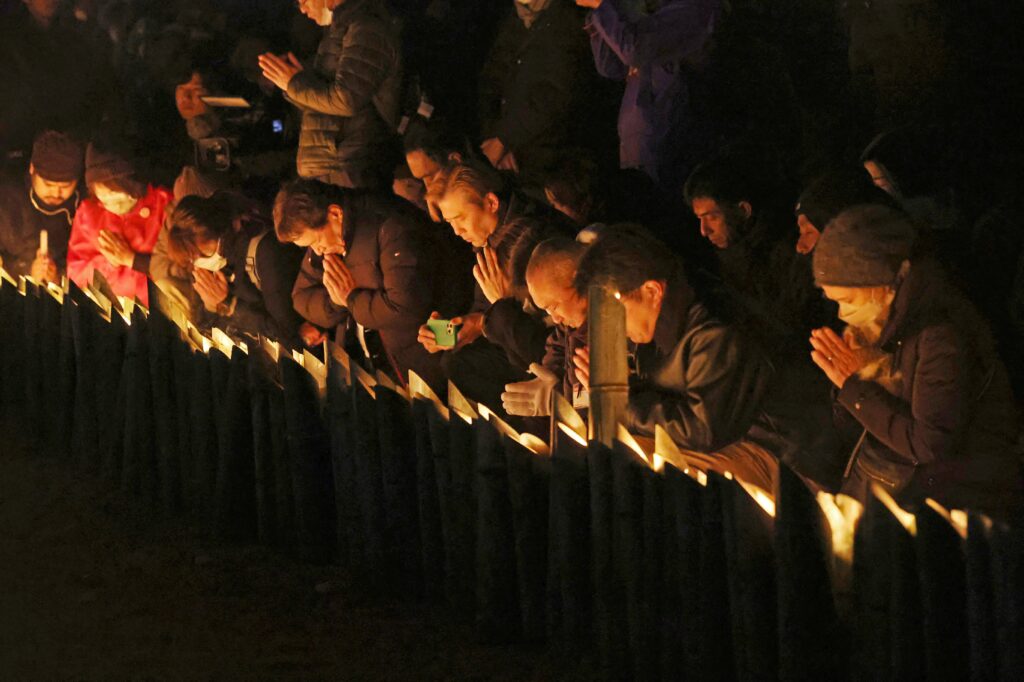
836,259,1023,516
287,0,402,189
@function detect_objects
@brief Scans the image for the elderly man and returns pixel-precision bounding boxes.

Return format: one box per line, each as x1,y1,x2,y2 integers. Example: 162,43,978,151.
0,131,83,281
502,235,590,417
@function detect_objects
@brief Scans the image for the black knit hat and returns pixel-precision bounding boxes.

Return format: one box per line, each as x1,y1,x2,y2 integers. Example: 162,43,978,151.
85,142,135,187
795,169,897,231
31,130,84,183
813,204,916,287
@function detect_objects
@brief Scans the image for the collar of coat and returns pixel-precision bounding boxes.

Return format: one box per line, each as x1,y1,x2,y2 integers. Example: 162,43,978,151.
329,0,380,27
876,256,962,352
651,266,697,355
486,191,537,255
24,173,79,226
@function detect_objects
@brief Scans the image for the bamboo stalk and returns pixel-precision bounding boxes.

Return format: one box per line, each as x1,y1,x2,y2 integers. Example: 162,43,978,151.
587,285,629,446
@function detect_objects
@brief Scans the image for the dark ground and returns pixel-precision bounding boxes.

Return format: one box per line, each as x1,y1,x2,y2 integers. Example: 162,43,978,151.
0,437,595,680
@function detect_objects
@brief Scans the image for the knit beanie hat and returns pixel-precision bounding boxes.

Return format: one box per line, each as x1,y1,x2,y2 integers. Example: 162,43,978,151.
85,142,135,187
813,204,916,287
31,131,84,183
795,169,897,231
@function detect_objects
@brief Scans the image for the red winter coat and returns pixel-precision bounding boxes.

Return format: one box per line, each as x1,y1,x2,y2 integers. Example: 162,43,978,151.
67,185,171,306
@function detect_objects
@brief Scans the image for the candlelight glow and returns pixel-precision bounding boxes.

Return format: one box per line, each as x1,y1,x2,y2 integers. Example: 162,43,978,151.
739,481,776,517
616,425,661,471
872,484,917,536
557,421,587,447
447,382,479,424
924,498,968,540
519,433,550,456
817,492,864,563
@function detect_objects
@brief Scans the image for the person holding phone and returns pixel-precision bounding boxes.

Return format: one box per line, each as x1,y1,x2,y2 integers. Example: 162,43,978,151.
415,160,572,415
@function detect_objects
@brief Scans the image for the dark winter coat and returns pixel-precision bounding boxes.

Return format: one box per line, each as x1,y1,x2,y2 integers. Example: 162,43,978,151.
714,212,832,360
625,269,775,452
0,175,77,277
586,0,721,188
194,229,305,349
837,259,1022,516
542,321,589,403
287,0,402,189
0,8,116,156
479,2,588,178
479,192,573,369
291,192,459,382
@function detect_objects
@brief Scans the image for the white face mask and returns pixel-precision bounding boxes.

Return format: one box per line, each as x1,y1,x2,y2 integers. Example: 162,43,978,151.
315,1,333,26
194,242,227,271
838,298,888,329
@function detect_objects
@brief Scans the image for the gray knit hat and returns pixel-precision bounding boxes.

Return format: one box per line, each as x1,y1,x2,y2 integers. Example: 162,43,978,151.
813,204,916,287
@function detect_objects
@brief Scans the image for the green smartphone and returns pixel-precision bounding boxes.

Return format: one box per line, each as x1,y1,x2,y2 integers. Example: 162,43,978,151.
426,318,461,348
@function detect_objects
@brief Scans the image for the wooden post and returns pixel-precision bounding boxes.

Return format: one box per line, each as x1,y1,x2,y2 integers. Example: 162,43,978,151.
587,285,629,446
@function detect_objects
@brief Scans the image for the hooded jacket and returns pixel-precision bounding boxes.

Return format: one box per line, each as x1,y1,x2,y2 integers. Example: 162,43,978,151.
0,174,78,277
836,259,1022,516
287,0,402,189
66,185,171,306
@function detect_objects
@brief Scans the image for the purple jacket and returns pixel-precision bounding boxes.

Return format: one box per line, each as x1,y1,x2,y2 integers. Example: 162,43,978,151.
586,0,720,188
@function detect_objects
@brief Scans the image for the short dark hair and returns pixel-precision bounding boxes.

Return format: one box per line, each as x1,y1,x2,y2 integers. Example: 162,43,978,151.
543,154,600,221
573,224,679,297
683,153,758,208
166,49,226,93
402,118,466,162
273,179,346,241
437,160,505,205
527,235,586,287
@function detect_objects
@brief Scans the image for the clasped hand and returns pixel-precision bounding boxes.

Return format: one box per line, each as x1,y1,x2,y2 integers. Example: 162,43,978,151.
98,230,136,268
322,254,356,307
809,327,867,388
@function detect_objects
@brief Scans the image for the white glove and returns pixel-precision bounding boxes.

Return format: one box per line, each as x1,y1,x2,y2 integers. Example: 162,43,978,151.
501,363,558,417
